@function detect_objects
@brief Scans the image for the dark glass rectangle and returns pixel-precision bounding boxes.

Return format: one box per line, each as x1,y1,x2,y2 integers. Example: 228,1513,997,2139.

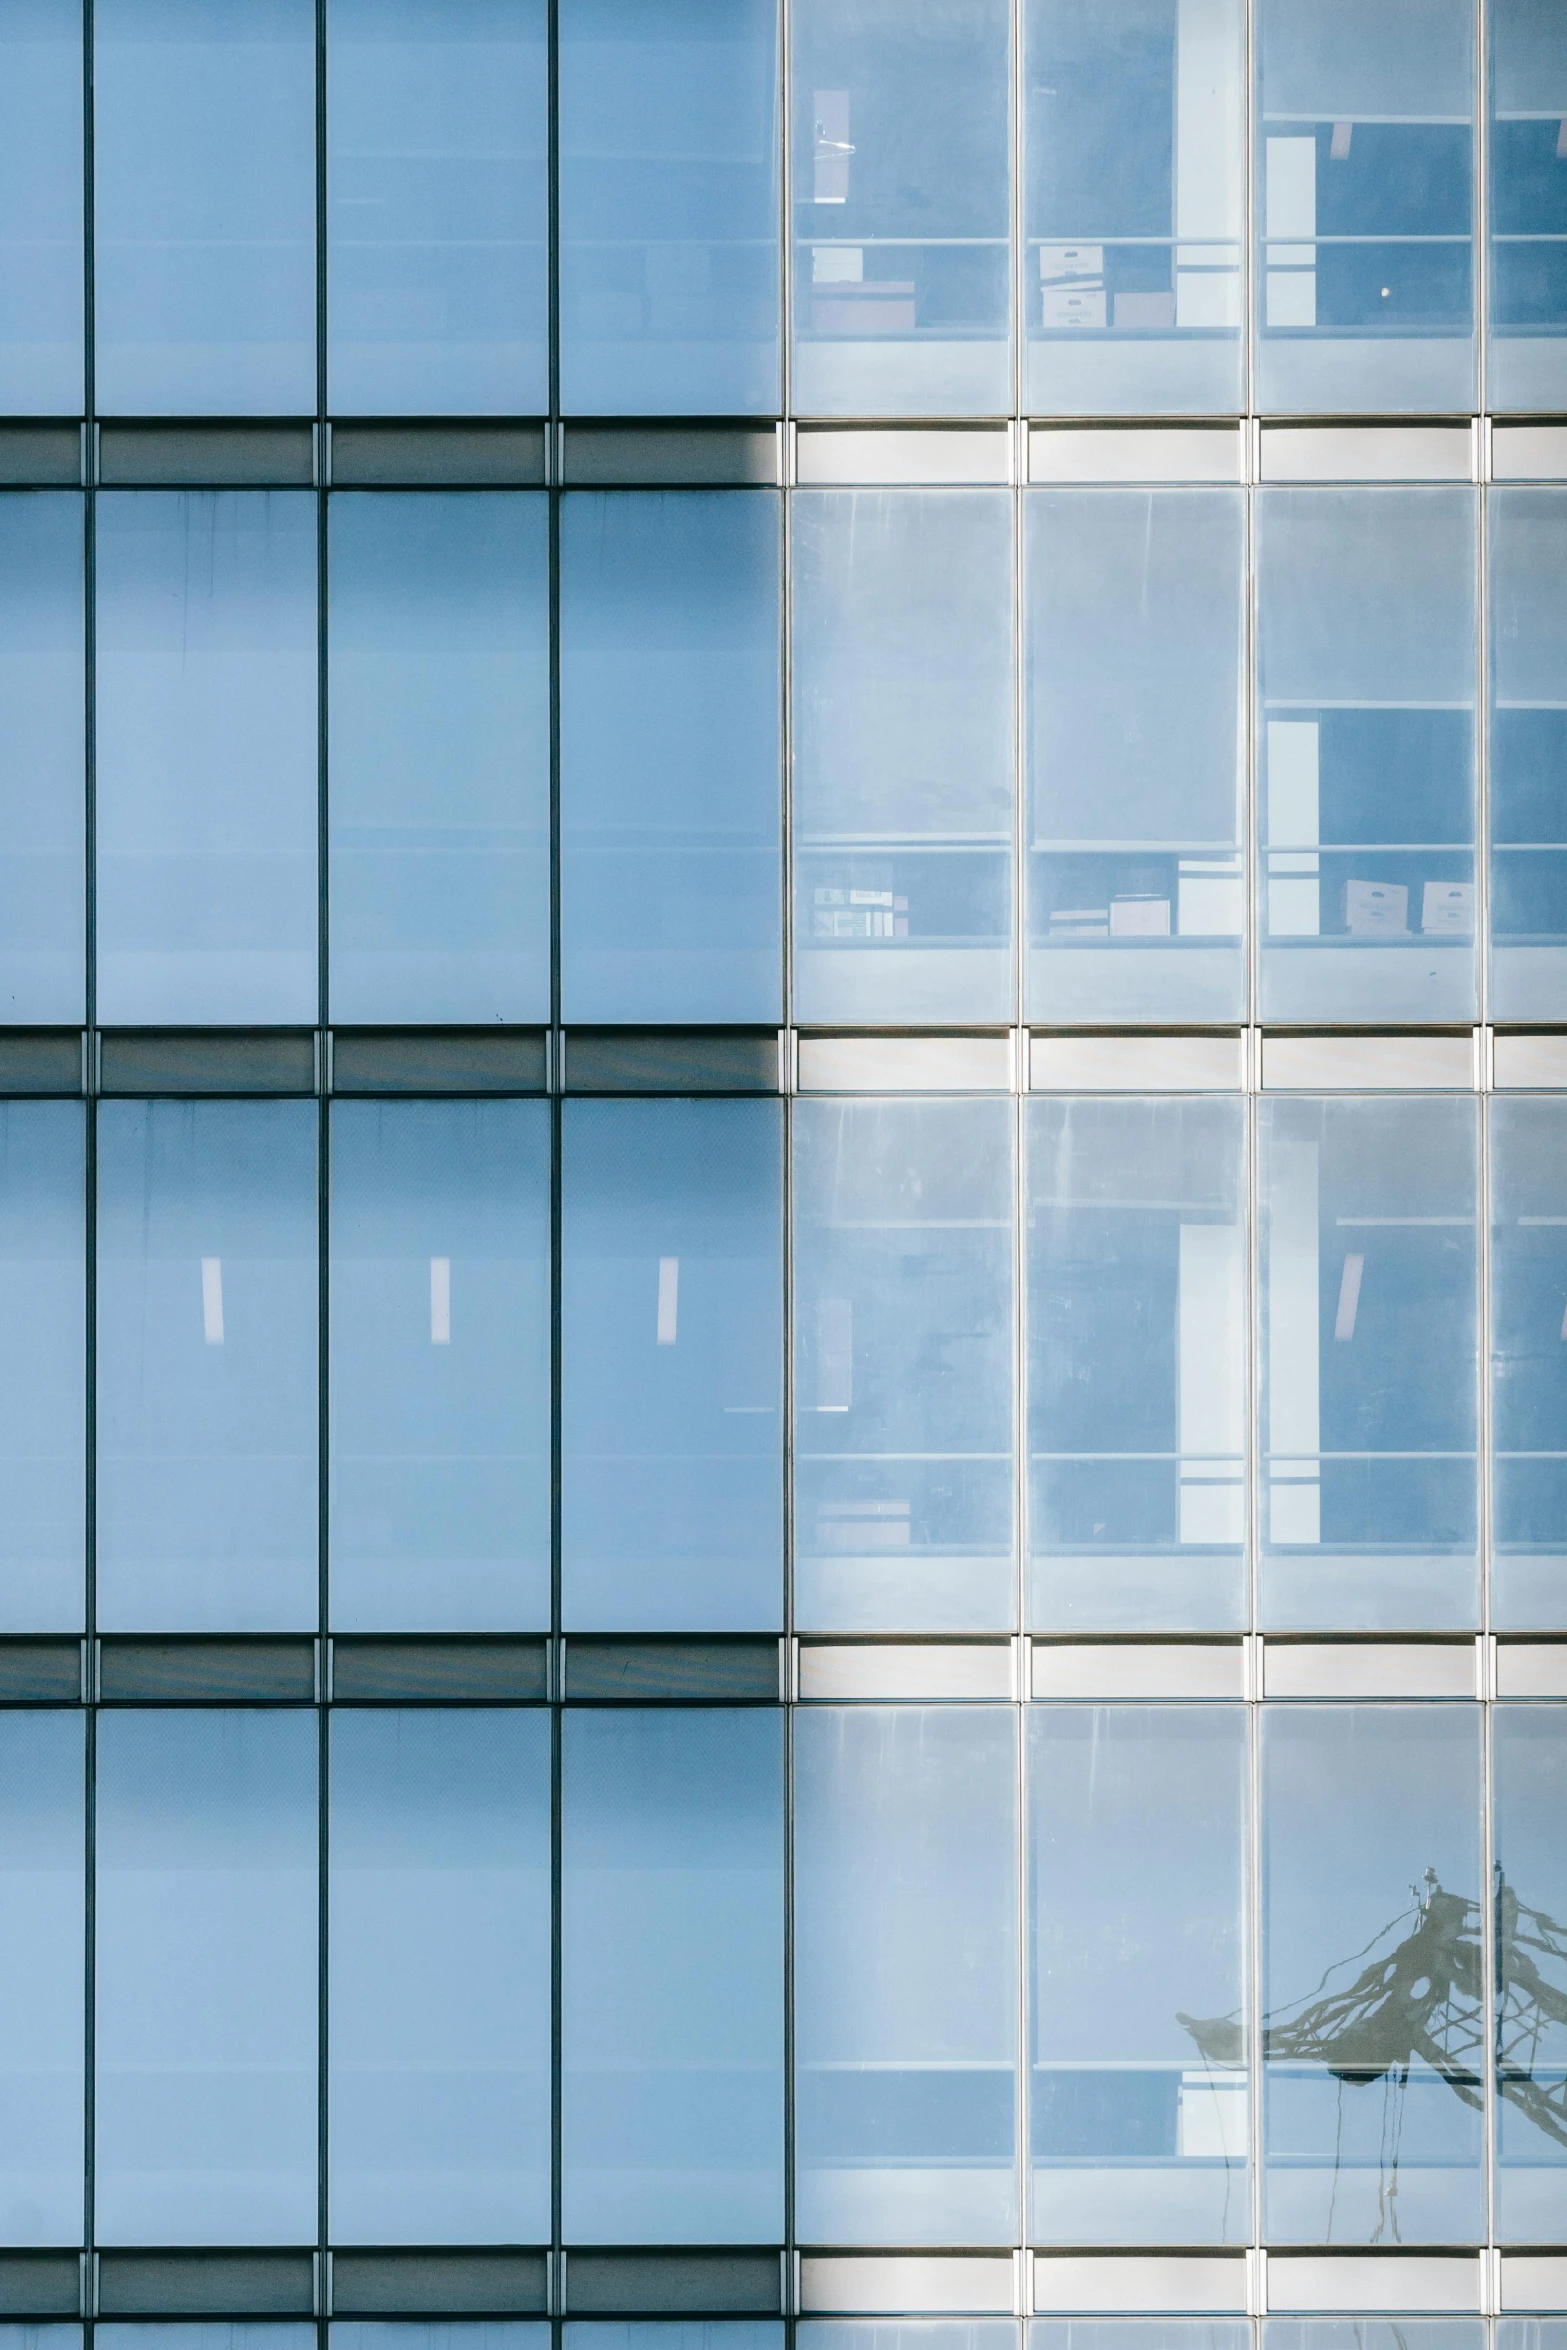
0,2254,82,2317
563,2250,782,2315
563,1030,780,1095
562,426,778,487
0,1641,82,1704
330,2251,548,2317
0,427,82,487
97,2251,316,2317
330,424,547,487
98,424,316,488
99,1031,317,1095
330,1639,550,1704
97,1640,317,1704
564,1639,781,1704
330,1029,548,1095
0,1032,83,1095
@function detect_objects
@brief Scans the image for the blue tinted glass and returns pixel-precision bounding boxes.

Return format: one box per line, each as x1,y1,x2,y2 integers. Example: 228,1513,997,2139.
94,0,316,414
1493,1705,1567,2243
0,2333,83,2350
0,0,82,412
570,2333,783,2350
1027,1096,1247,1634
0,495,82,1024
95,492,318,1026
1489,488,1567,1022
1257,489,1477,1026
561,1099,783,1633
0,1105,83,1634
1033,2332,1248,2350
335,2334,549,2350
561,1709,785,2243
0,1713,83,2246
95,1710,318,2245
558,0,781,415
96,1101,318,1634
328,493,549,1025
99,2334,313,2350
1260,1704,1483,2244
1488,0,1567,410
328,0,548,415
1491,1097,1567,1629
330,1710,552,2243
794,1705,1019,2245
329,1100,551,1633
809,2333,1019,2350
559,492,782,1025
1266,2332,1485,2350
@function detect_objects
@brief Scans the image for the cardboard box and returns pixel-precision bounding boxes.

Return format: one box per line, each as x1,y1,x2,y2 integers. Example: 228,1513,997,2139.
1422,880,1474,935
1344,878,1408,936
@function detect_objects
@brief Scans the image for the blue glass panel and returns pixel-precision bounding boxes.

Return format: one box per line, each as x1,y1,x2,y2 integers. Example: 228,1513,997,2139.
561,1099,783,1632
1493,1705,1567,2243
570,2333,783,2350
561,1709,785,2242
100,2334,312,2350
1491,1097,1567,1629
0,1713,83,2246
328,493,549,1025
0,1104,83,1634
1488,0,1567,410
809,2333,1018,2350
0,0,82,413
1489,488,1567,1022
1266,2332,1484,2350
1034,2332,1248,2350
334,2333,548,2350
96,1100,318,1633
0,494,83,1024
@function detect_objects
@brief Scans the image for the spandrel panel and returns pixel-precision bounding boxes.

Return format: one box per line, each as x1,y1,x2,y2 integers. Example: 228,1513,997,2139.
0,1104,83,1634
0,1713,83,2246
1027,1096,1246,1635
558,0,781,416
1493,1704,1567,2243
792,491,1015,1028
1491,1098,1567,1631
329,1709,552,2243
335,2334,548,2350
561,1099,783,1633
97,1100,318,1634
1257,489,1477,1026
327,0,548,416
559,493,782,1026
794,1705,1020,2245
0,495,83,1026
1034,2332,1249,2350
94,1709,318,2245
1260,1703,1484,2245
95,492,318,1027
570,2333,783,2350
810,2334,1017,2350
1266,2331,1485,2350
329,1101,551,1634
328,493,549,1026
1026,489,1245,1027
1488,0,1567,411
793,1097,1016,1634
1024,0,1244,417
790,0,1012,417
1258,1095,1479,1632
0,0,82,413
561,1709,785,2243
94,0,316,414
1489,489,1567,1024
1255,0,1476,415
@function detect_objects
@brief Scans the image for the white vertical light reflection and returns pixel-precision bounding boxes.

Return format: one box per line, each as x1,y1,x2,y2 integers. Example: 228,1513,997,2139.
200,1257,223,1346
430,1255,451,1346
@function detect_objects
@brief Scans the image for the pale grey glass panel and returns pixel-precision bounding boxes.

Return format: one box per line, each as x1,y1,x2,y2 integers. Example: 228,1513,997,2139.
1493,1705,1567,2242
561,1100,782,1632
807,2333,1017,2350
1029,1706,1248,2243
328,493,549,1025
334,2333,548,2350
790,0,1012,417
94,0,316,414
329,1100,551,1633
792,492,1014,1028
0,1105,83,1633
95,492,317,1026
559,493,782,1026
0,1713,83,2245
561,1709,785,2243
1500,2333,1567,2350
1260,1704,1483,2245
558,0,781,416
794,1098,1015,1634
330,1710,552,2243
1258,1095,1479,1631
1266,2331,1485,2350
1254,0,1476,414
1026,490,1244,1027
1027,1097,1246,1633
1024,0,1244,416
97,1101,318,1633
1492,1098,1567,1630
0,495,83,1024
0,0,82,412
327,0,548,416
1034,2329,1249,2350
569,2329,782,2350
95,1709,318,2244
1488,0,1567,411
1257,489,1477,1026
1489,490,1567,1023
794,1706,1019,2245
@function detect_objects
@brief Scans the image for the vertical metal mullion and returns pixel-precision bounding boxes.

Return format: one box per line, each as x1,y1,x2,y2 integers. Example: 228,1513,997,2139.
547,0,563,2300
316,1096,330,2290
81,0,97,2299
1479,1087,1497,2257
1247,1675,1265,2272
1474,0,1489,435
549,1083,564,2292
1241,0,1256,422
778,0,792,429
83,1096,96,2286
1246,1084,1265,2269
1010,0,1024,433
1481,1664,1498,2262
1013,1091,1029,2272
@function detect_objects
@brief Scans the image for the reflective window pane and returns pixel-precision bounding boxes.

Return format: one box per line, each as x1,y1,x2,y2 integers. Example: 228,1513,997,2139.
1494,1704,1567,2243
329,1101,551,1634
1488,0,1567,412
1027,1096,1246,1634
561,1709,785,2243
570,2332,782,2350
1026,489,1244,1026
1266,2330,1485,2350
1035,2330,1248,2350
95,1709,318,2244
0,1713,83,2246
0,0,82,413
327,0,548,416
101,2334,311,2350
810,2332,1017,2350
1489,488,1567,1023
790,0,1012,417
1261,1704,1484,2244
1257,489,1477,1025
562,1100,783,1633
1024,0,1244,417
1491,1098,1567,1631
1259,1095,1479,1632
1255,0,1476,415
335,2333,547,2350
559,0,781,416
0,494,83,1025
792,492,1014,1027
94,0,316,414
794,1706,1019,2245
560,493,782,1025
96,492,318,1026
0,1104,83,1634
97,1101,318,1634
328,493,549,1025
